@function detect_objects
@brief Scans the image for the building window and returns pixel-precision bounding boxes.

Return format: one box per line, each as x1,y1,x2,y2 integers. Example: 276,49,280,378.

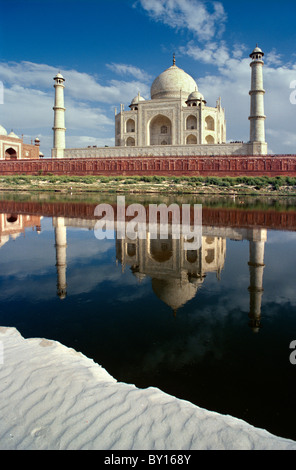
186,135,197,145
126,119,135,133
205,116,215,131
186,115,197,130
126,137,135,146
161,125,168,134
205,135,215,144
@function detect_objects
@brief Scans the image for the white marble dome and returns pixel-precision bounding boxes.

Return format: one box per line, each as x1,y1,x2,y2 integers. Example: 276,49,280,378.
8,131,19,139
130,94,145,105
0,125,7,136
151,64,198,101
187,89,205,102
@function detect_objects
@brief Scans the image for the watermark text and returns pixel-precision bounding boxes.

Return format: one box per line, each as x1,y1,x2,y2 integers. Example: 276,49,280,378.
289,340,296,364
94,196,202,250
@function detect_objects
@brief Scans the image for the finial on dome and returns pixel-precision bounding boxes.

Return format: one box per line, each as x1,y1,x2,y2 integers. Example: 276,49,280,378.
173,53,176,66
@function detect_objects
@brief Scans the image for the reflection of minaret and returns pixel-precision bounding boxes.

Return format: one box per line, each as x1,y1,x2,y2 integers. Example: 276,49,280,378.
248,230,267,333
54,217,67,300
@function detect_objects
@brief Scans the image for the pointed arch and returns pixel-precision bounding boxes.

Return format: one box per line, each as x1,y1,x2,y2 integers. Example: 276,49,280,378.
149,114,172,146
186,134,197,145
186,115,197,130
5,147,17,159
205,116,215,131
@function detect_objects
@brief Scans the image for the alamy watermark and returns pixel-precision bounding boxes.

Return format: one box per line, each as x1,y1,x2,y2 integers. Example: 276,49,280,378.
94,196,202,250
289,340,296,365
290,81,296,105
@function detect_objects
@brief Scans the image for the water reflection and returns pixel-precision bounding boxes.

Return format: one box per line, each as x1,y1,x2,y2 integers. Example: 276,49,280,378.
0,195,296,441
52,214,267,332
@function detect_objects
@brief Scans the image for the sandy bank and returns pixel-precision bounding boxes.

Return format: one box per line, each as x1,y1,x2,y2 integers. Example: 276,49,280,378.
0,327,295,451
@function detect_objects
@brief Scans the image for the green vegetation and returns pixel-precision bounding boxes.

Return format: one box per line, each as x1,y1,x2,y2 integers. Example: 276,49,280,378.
0,174,296,195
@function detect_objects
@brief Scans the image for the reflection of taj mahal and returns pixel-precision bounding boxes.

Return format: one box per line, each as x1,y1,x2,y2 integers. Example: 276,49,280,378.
116,232,226,315
52,217,267,332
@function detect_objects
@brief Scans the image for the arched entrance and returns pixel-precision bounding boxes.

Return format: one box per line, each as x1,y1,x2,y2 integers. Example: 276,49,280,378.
149,115,172,146
186,134,197,145
126,137,135,147
5,147,17,160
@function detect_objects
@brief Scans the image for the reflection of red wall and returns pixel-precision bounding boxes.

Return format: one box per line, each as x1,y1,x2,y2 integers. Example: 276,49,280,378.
0,200,296,232
0,155,296,176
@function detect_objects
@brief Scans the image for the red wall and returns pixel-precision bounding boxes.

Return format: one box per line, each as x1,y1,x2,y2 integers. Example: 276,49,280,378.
0,199,296,231
0,154,296,177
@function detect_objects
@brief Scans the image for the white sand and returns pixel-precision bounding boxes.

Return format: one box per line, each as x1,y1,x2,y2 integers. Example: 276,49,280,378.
0,327,295,451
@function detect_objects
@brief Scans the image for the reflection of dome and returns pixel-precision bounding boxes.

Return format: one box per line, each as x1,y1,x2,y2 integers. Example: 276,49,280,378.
152,277,203,312
0,125,7,136
151,64,198,101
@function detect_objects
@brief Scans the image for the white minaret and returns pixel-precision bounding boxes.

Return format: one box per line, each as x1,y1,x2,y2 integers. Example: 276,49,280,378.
52,72,66,159
249,46,266,151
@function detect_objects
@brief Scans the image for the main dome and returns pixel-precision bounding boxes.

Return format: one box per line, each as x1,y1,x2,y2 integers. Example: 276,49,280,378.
151,64,198,101
0,125,7,136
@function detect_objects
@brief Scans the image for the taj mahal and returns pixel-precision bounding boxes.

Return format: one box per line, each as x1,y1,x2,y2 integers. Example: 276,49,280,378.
52,46,268,160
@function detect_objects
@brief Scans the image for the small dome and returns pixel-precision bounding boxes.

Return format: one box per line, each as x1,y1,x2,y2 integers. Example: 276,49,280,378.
8,131,19,139
151,63,198,101
130,94,145,105
54,72,65,81
0,125,7,136
187,89,205,102
250,46,264,57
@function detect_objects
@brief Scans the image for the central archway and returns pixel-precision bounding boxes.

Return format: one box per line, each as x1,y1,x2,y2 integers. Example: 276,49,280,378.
149,115,172,146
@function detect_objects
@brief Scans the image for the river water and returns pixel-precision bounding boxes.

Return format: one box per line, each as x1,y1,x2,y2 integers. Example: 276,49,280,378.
0,191,295,441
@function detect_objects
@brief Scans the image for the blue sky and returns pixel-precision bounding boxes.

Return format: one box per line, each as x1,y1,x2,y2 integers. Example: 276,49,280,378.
0,0,296,156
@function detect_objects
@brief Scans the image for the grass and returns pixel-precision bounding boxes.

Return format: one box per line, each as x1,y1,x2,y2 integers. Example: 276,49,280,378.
0,174,296,194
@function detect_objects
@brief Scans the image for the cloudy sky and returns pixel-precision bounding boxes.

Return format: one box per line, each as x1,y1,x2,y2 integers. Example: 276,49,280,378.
0,0,296,157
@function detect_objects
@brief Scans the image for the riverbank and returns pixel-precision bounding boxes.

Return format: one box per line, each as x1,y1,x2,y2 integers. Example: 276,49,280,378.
1,175,296,196
1,327,296,451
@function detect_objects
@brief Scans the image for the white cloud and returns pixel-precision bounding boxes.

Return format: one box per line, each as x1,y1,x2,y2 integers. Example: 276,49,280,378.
0,61,150,156
106,63,152,82
180,41,296,152
136,0,227,41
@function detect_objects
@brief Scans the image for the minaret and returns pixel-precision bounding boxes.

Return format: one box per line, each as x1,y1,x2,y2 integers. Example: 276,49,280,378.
249,46,267,153
52,73,66,159
248,229,267,333
54,217,67,299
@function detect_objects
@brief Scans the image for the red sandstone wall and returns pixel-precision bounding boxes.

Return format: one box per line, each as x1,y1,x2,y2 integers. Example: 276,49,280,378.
0,155,296,177
0,200,296,231
22,144,40,159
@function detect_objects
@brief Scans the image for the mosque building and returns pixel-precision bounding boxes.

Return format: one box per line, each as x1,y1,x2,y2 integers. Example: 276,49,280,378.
0,125,42,160
52,46,268,159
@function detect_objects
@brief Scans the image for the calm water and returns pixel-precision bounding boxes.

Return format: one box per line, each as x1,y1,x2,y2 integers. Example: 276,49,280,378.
0,192,295,442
